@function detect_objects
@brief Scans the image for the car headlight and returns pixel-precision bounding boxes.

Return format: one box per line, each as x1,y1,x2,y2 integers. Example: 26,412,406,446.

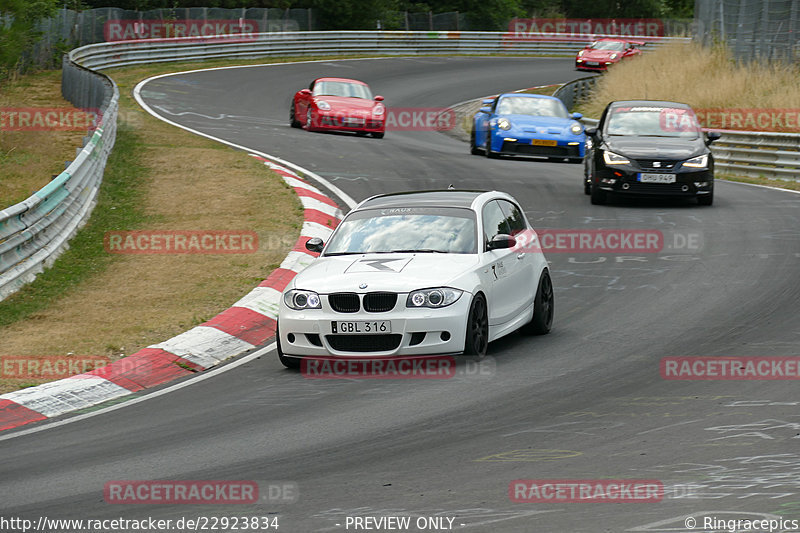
578,50,584,57
683,154,708,168
284,289,322,310
497,118,511,130
373,104,385,116
603,150,630,165
610,53,618,59
406,288,463,308
316,101,331,111
570,122,583,135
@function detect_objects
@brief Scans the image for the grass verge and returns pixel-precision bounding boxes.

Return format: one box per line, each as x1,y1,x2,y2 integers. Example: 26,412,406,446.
0,59,307,394
0,70,89,205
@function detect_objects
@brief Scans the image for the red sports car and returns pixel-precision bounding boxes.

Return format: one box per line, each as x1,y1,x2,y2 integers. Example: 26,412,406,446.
575,38,643,71
290,77,385,138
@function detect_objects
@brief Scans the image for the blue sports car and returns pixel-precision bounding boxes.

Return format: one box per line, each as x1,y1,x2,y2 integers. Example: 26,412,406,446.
471,93,586,163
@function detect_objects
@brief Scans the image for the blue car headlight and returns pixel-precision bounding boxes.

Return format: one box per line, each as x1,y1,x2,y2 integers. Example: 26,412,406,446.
570,122,583,135
497,118,512,130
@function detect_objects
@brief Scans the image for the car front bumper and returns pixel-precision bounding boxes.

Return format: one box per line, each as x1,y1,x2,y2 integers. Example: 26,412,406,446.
593,167,714,197
278,294,471,358
314,112,384,133
491,131,585,158
575,60,613,71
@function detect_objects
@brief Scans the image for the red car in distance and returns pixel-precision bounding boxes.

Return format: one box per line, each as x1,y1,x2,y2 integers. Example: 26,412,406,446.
290,77,386,138
575,38,644,71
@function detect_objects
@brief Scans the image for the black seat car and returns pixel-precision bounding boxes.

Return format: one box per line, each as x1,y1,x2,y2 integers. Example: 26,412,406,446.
583,100,721,205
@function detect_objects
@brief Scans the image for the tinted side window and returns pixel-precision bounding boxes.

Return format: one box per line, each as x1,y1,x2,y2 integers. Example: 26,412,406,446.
482,200,511,250
498,200,527,235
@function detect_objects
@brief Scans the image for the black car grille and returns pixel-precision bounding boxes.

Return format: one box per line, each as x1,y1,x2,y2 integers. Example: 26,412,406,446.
635,159,677,171
501,142,580,157
627,182,692,194
326,334,402,352
328,293,360,313
328,292,398,313
363,292,397,312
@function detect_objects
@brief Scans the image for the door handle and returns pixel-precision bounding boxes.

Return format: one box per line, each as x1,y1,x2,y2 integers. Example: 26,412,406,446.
517,253,525,260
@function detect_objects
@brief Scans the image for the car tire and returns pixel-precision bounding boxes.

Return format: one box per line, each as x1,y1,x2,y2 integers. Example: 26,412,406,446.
590,183,607,205
305,109,316,132
697,190,713,206
569,157,583,164
290,103,301,128
463,293,488,357
485,132,499,159
276,323,301,369
522,270,554,335
372,132,384,139
470,127,481,155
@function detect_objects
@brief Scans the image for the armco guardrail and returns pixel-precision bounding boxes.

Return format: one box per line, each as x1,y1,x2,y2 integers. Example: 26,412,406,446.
71,31,686,70
552,75,598,111
555,77,800,181
0,54,118,301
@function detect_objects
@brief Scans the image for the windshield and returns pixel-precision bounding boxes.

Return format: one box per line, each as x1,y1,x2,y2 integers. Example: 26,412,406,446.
313,81,372,99
606,106,701,138
323,207,477,255
590,41,625,51
496,97,568,118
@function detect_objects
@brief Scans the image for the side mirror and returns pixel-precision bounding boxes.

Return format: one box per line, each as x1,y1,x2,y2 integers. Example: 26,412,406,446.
299,89,311,96
585,126,597,137
374,95,384,101
487,234,516,251
705,131,721,145
571,112,583,120
479,106,492,114
305,237,324,253
481,98,494,105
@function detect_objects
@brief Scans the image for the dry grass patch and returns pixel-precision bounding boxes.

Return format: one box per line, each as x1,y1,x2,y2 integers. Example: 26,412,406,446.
0,64,303,394
0,70,90,206
579,41,800,118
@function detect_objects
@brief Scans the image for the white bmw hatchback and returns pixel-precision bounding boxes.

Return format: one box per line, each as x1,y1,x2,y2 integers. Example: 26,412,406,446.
277,190,553,368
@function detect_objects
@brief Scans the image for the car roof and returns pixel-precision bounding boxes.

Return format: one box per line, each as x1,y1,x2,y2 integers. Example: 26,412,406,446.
497,93,559,101
608,100,692,109
315,77,367,85
358,190,487,210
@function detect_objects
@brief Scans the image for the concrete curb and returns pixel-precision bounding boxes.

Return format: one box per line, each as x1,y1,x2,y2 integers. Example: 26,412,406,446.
0,156,342,432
